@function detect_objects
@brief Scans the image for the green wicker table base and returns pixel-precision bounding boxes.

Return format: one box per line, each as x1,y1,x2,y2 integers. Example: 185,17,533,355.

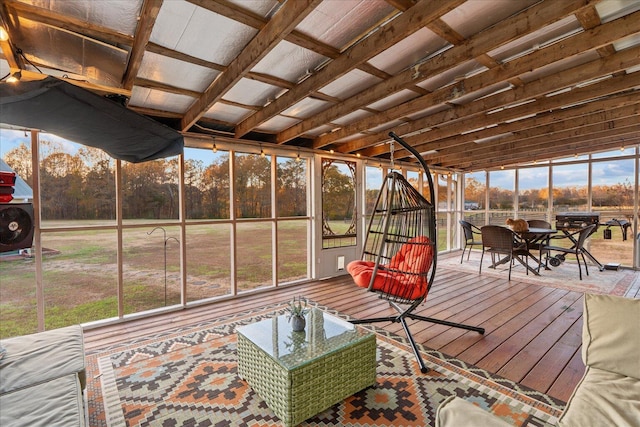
237,331,376,427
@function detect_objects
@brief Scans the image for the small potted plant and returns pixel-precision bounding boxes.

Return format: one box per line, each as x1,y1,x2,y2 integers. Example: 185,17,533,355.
287,296,309,332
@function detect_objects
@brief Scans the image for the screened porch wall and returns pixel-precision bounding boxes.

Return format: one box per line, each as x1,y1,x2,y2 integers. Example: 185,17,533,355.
1,129,638,339
461,147,640,269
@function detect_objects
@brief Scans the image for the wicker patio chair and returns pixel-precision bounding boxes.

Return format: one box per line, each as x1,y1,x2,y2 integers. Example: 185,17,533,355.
526,219,553,271
479,225,529,281
459,220,482,263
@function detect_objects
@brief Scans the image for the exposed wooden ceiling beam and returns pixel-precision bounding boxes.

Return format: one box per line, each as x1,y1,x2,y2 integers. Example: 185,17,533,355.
0,9,20,70
379,72,640,159
352,41,640,161
145,43,226,72
188,0,406,89
188,0,342,57
303,0,599,148
134,77,201,98
458,137,637,171
121,0,162,90
459,130,639,171
575,4,602,29
234,0,466,138
428,19,466,45
3,1,133,46
421,96,640,161
180,0,323,132
431,105,640,166
320,8,640,151
128,105,182,119
383,0,417,11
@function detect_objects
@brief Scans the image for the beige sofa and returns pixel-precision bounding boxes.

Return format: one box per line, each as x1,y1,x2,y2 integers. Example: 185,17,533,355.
436,293,640,427
0,325,86,427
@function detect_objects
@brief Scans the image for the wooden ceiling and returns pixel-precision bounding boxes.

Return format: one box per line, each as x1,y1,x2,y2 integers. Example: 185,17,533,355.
1,0,638,171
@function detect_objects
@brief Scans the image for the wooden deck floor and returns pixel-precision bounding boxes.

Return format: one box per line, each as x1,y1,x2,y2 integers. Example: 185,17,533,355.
83,256,640,404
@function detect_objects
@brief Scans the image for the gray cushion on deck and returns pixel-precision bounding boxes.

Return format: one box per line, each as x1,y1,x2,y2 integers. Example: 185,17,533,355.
0,373,85,427
0,325,85,394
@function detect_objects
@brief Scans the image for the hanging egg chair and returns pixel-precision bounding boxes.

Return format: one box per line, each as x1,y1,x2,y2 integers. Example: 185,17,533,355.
347,132,484,373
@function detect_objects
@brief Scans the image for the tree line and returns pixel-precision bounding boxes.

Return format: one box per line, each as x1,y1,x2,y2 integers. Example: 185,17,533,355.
464,177,634,210
4,140,631,220
3,141,307,220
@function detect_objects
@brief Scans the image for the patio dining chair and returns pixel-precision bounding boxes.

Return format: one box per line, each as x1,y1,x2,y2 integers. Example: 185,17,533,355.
479,225,529,281
527,219,552,229
543,224,596,280
459,220,482,263
526,219,552,271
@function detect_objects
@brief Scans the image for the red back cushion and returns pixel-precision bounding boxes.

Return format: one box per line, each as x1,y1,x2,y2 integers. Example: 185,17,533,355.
347,236,433,300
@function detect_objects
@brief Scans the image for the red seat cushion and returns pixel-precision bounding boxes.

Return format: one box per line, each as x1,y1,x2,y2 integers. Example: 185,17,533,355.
347,236,433,300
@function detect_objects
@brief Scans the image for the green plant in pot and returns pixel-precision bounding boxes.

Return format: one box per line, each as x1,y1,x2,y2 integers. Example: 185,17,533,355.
287,296,309,332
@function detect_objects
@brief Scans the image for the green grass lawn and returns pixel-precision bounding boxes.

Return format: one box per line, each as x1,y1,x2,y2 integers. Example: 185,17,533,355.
0,222,309,337
1,218,633,338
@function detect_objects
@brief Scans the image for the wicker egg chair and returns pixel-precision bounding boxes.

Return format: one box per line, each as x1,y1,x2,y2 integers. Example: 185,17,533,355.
347,132,484,373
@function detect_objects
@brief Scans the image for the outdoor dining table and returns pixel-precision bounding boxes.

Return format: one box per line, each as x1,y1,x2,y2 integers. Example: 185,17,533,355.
490,227,557,276
516,227,558,274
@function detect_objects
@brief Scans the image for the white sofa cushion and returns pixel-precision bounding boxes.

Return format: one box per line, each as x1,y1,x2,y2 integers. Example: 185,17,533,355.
0,373,86,427
435,396,512,427
582,294,640,379
0,325,85,394
558,366,640,427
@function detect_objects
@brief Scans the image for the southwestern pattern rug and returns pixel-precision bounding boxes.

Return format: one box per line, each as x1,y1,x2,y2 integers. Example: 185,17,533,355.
85,302,565,427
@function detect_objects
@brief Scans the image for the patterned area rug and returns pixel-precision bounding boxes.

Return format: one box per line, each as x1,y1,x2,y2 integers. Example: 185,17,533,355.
85,302,564,427
438,252,635,296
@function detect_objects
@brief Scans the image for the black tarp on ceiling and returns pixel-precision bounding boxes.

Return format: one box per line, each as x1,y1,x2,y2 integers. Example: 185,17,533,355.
0,76,183,163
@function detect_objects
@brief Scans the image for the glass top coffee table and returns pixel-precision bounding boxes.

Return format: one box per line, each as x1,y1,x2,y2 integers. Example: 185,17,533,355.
236,307,376,426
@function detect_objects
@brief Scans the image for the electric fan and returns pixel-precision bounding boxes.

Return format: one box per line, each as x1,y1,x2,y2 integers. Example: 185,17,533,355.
0,203,34,253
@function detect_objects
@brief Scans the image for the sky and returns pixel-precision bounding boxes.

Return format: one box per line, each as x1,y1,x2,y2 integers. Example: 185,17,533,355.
1,128,636,189
1,128,78,158
0,128,31,158
469,152,636,190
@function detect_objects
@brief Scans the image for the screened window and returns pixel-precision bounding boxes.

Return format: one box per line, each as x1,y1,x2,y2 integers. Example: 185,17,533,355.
38,137,116,224
122,156,179,221
518,166,549,221
277,156,307,217
322,158,356,249
590,158,635,267
489,170,515,225
234,152,271,219
365,165,383,215
552,164,588,213
184,148,230,219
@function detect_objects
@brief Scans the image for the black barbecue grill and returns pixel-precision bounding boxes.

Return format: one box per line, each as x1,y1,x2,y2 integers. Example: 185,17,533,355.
555,212,600,231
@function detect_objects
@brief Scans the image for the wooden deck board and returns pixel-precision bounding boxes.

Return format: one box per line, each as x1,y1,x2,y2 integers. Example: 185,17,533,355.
547,346,586,401
520,314,583,393
438,286,559,357
420,283,542,350
479,290,579,370
494,293,583,381
83,262,640,404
